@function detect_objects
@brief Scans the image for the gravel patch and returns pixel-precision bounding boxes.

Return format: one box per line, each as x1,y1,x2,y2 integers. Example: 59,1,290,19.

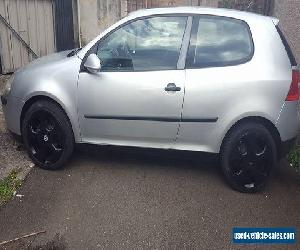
0,75,33,181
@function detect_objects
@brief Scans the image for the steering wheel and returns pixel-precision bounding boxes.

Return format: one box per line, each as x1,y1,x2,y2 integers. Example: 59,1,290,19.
110,40,132,58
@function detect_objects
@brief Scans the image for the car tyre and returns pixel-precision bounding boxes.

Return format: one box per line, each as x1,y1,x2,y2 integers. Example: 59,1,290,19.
22,100,74,170
220,122,277,193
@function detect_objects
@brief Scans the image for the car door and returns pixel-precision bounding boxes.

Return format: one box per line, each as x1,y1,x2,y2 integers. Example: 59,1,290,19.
78,15,189,148
177,15,254,153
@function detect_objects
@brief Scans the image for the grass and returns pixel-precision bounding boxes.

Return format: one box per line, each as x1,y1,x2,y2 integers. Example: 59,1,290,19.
287,145,300,171
0,170,22,206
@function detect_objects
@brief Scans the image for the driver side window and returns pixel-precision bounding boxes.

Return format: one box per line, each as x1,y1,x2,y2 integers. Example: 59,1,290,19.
96,16,187,72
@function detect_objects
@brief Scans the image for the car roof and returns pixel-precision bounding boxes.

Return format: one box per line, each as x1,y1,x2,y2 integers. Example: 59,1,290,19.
128,6,278,24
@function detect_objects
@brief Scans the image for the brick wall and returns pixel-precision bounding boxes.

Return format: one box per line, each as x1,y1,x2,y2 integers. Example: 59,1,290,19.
273,0,300,64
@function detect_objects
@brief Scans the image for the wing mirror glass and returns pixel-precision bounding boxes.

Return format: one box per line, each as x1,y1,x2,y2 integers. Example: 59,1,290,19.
84,54,101,74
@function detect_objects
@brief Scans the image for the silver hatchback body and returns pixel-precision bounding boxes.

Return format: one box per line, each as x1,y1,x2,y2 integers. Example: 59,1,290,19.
2,7,299,192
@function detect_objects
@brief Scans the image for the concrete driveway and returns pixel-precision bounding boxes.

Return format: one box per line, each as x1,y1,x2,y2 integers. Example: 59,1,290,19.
0,145,299,249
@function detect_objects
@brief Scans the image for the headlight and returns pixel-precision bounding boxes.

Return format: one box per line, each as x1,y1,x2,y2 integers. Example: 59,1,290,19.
3,74,14,96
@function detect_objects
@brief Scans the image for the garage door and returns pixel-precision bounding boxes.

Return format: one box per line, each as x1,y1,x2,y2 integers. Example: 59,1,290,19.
0,0,55,73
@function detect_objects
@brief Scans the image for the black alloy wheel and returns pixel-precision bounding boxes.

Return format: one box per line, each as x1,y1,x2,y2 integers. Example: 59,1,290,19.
221,122,277,193
27,110,63,165
22,100,74,170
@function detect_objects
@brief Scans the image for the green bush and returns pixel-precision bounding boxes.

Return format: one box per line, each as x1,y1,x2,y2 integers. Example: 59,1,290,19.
287,145,300,171
0,170,22,205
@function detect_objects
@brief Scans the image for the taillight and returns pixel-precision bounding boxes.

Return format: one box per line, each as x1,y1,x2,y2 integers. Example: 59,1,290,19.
286,69,300,101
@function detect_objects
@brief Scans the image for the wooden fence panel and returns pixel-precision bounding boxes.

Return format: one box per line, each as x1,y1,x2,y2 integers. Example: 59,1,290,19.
0,0,55,73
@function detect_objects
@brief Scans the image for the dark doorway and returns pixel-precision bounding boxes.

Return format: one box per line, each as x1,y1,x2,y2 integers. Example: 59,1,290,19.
54,0,75,52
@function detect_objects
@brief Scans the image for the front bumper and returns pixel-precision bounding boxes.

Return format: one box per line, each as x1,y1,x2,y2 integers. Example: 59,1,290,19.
1,94,24,136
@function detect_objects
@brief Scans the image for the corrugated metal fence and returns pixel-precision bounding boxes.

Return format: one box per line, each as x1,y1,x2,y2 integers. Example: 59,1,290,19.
0,0,56,73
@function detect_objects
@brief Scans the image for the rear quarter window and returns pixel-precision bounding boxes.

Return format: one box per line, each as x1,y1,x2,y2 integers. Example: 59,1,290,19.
186,16,254,68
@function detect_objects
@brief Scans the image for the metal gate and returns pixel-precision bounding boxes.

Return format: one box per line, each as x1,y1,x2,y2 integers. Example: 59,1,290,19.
0,0,56,73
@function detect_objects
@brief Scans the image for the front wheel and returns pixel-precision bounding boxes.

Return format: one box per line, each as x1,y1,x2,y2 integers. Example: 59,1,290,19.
221,122,277,193
22,100,74,170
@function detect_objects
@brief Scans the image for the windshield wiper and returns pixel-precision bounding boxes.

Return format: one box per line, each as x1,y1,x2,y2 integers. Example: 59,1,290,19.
67,48,82,57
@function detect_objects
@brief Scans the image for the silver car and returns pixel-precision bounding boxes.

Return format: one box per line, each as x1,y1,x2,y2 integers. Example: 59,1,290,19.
1,7,299,192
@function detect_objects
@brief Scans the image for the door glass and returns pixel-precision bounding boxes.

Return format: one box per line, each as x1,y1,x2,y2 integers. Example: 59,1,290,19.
96,16,187,71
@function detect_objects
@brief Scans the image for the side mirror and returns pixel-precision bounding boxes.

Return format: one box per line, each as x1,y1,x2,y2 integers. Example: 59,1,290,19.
84,54,101,74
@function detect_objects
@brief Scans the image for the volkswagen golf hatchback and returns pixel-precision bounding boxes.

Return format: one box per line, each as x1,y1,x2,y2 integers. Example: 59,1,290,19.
2,7,299,192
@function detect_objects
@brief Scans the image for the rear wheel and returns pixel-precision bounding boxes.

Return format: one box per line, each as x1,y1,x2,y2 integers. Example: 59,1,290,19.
221,122,277,193
22,100,74,170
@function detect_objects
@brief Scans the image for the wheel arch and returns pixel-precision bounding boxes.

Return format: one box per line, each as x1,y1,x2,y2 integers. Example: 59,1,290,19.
220,116,281,159
20,95,76,140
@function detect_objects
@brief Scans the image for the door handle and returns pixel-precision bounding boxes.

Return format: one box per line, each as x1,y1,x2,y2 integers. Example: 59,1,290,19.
164,83,181,92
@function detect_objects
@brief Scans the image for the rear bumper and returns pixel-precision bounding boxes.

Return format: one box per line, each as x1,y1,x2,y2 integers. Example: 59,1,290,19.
276,101,300,142
280,137,297,158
